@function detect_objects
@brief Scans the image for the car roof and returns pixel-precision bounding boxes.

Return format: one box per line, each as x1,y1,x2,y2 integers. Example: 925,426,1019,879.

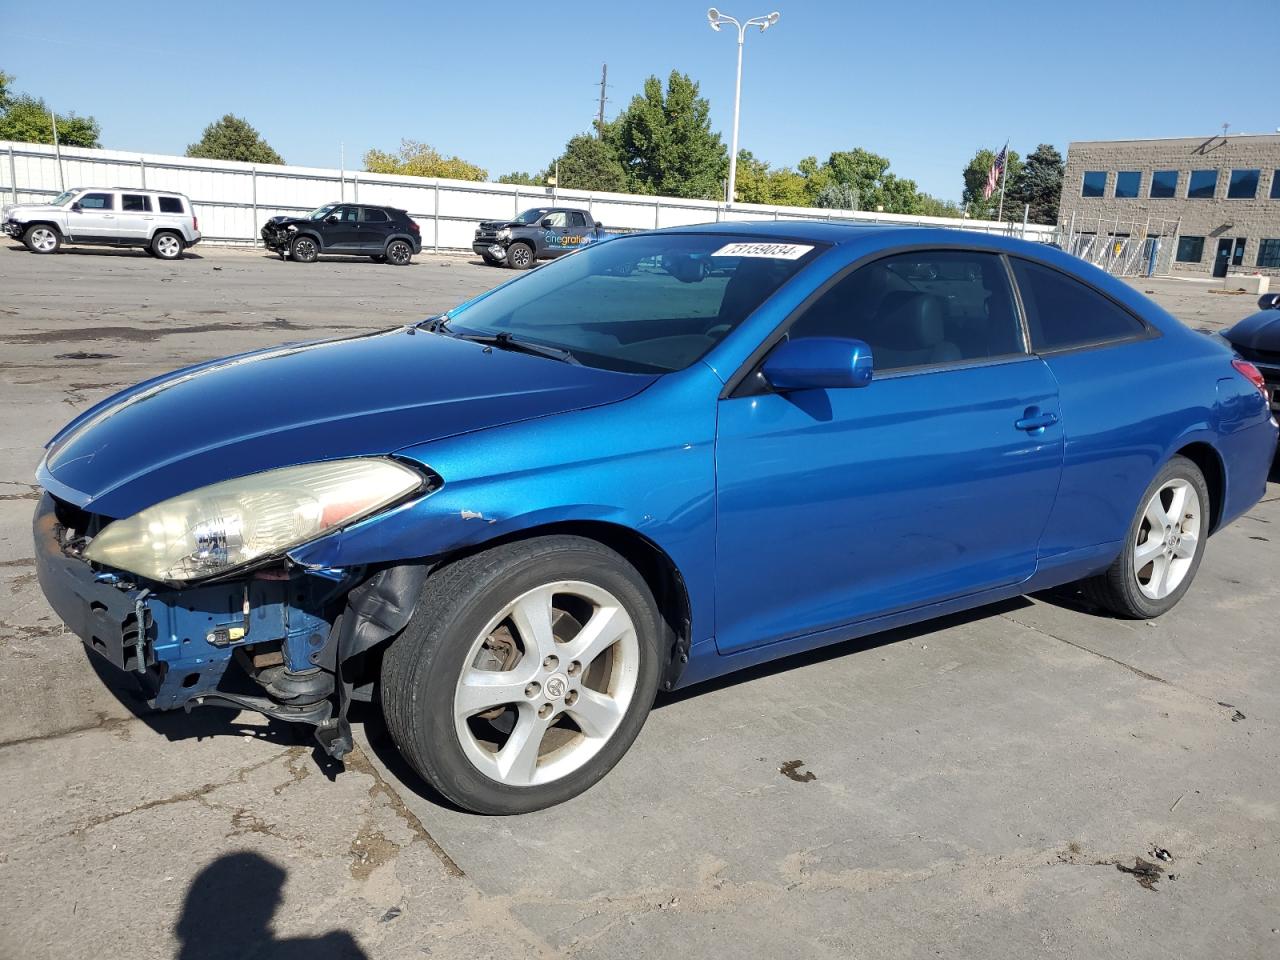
79,187,190,197
650,218,1050,255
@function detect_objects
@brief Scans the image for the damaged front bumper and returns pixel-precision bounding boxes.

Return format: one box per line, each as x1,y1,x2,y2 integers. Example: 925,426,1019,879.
260,223,292,251
33,493,427,758
3,219,24,239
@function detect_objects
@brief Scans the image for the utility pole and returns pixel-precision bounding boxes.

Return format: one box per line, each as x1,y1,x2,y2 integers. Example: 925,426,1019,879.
596,63,608,137
50,110,65,192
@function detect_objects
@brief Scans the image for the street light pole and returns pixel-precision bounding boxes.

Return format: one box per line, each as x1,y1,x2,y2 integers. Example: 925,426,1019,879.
707,8,779,208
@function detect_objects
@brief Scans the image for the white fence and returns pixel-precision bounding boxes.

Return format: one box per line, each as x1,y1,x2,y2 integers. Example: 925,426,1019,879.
1,140,1057,250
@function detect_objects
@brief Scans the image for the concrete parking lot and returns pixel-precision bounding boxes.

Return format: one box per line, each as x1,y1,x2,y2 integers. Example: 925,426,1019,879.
1,243,1277,960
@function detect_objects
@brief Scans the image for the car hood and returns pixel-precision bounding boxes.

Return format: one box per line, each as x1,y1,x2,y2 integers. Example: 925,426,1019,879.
478,220,527,231
1224,309,1280,352
39,328,656,518
3,202,65,219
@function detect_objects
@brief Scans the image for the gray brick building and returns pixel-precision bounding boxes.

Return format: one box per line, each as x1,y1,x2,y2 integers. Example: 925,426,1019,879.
1059,134,1280,279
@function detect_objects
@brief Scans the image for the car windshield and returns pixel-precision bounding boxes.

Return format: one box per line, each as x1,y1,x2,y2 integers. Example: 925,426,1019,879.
447,233,824,374
511,208,551,224
306,204,339,220
51,190,79,206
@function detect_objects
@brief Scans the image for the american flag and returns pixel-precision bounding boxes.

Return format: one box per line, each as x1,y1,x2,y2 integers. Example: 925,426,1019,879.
982,144,1008,200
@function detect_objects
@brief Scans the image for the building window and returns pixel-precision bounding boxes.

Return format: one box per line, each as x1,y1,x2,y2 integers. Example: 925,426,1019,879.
1258,240,1280,269
1187,170,1217,199
1176,236,1205,262
1150,170,1178,198
1081,171,1106,198
1114,171,1141,198
1271,171,1280,200
1227,169,1260,199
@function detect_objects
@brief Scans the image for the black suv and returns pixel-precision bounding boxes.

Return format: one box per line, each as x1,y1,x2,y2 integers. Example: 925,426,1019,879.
261,203,422,265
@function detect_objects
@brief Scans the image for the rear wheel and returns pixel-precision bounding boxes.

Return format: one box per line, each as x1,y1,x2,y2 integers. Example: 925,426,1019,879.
150,231,183,260
386,239,413,266
1082,455,1209,618
506,241,534,270
380,536,662,814
290,235,319,263
23,224,61,254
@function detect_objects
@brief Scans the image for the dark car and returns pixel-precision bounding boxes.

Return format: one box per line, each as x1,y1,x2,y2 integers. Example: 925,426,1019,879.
261,203,421,265
1221,293,1280,418
31,223,1277,814
473,206,608,268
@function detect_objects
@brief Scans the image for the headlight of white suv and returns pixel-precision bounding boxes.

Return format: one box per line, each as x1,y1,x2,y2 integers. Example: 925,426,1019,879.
84,459,426,583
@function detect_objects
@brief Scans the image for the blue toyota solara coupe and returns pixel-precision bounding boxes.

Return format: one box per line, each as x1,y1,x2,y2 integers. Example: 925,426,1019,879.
33,223,1277,813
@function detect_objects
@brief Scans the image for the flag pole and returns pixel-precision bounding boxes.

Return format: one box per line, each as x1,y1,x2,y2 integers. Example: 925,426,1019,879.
996,139,1009,223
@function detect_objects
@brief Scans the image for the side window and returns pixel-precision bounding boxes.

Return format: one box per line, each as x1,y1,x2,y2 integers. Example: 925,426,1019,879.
360,207,389,223
121,194,151,212
78,193,114,210
787,250,1024,373
543,211,568,228
1011,259,1146,352
158,196,185,213
332,206,359,222
567,211,587,228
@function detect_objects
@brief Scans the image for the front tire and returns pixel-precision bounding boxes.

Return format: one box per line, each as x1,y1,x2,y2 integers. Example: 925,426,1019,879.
151,230,184,260
506,241,534,270
23,224,61,254
1082,455,1209,618
381,536,662,814
290,235,319,263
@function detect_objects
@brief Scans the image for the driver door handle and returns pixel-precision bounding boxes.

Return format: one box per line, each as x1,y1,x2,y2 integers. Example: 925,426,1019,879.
1015,409,1059,432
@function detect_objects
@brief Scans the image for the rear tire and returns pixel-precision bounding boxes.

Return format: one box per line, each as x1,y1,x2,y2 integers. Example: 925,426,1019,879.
386,239,413,266
506,241,534,270
380,536,662,814
150,231,184,260
290,235,319,263
23,224,61,254
1081,455,1209,618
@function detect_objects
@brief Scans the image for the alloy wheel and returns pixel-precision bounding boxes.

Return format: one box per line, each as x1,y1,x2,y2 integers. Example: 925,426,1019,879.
388,241,411,265
155,234,181,259
30,227,57,252
1133,478,1201,600
452,580,640,787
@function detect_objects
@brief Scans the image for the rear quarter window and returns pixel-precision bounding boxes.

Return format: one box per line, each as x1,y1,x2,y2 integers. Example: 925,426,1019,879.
158,196,185,214
1011,258,1147,352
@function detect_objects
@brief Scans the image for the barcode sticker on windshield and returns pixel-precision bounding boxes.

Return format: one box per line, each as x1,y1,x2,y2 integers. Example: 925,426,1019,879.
711,242,814,260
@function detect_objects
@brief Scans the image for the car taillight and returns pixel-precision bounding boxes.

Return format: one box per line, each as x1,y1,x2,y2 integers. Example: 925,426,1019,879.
193,215,199,232
408,220,420,234
1232,358,1267,398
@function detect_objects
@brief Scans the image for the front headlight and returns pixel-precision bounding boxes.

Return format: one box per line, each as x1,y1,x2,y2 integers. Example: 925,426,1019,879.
84,459,426,583
498,228,511,240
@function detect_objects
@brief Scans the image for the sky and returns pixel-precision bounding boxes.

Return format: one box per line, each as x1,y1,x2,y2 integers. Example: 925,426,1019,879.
4,0,1277,202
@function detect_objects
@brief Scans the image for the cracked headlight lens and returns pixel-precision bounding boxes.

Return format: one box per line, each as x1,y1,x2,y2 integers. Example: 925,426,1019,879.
497,228,511,240
84,459,425,582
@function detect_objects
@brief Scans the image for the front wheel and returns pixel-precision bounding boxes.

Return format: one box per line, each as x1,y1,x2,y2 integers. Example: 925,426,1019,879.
290,235,319,263
506,241,534,270
386,240,413,266
380,536,662,814
1082,455,1209,618
23,224,61,254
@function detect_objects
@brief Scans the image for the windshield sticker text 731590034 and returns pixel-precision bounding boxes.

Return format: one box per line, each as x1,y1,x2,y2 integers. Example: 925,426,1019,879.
711,242,814,260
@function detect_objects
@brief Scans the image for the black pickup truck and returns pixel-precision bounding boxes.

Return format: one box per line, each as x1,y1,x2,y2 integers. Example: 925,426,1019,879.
472,206,608,269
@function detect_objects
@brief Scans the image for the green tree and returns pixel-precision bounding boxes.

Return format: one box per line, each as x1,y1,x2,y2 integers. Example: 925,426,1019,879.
0,92,100,147
962,147,1023,220
797,155,833,204
815,181,860,210
186,114,283,164
916,193,963,218
732,150,811,207
363,139,486,181
1006,143,1063,225
826,148,890,207
609,71,727,199
550,133,629,193
497,171,544,186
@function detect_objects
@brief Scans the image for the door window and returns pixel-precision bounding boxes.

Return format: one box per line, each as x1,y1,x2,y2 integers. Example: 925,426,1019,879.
121,194,152,212
542,211,568,228
786,250,1024,372
567,211,588,228
330,206,359,222
1011,259,1146,351
360,207,389,223
78,193,114,210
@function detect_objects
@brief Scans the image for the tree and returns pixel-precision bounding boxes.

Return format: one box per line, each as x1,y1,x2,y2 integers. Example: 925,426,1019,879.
1006,143,1063,225
815,181,860,211
962,147,1023,221
0,68,101,147
363,139,486,181
186,114,283,164
498,171,544,186
609,71,727,199
916,193,963,218
0,70,11,110
549,133,629,193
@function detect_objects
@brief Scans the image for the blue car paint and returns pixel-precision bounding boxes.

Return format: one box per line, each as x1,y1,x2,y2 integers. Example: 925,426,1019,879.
32,222,1278,722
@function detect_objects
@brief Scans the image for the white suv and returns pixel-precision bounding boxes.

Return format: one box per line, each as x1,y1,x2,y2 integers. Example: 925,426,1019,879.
2,187,201,260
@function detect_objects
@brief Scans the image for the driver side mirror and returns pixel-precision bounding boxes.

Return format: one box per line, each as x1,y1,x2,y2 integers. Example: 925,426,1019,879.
540,217,555,229
762,337,874,391
70,202,82,212
325,215,340,224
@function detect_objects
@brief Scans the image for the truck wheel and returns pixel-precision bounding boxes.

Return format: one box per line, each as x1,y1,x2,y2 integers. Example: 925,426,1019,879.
387,240,413,266
291,235,319,263
506,242,535,270
23,224,61,254
151,231,184,261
